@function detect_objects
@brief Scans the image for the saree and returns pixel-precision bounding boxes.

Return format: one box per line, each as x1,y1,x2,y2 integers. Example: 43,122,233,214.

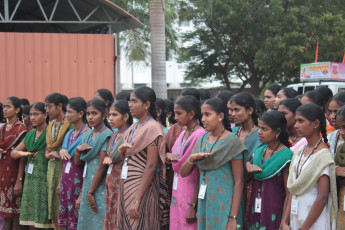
20,129,53,228
77,129,112,230
335,143,345,230
193,132,247,230
170,128,206,230
288,146,337,230
58,129,85,229
104,133,125,230
248,145,293,229
0,122,27,218
117,119,169,230
46,119,72,220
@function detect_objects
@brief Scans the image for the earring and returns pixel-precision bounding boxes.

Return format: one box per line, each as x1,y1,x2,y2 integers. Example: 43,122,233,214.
276,134,279,140
219,119,222,121
314,126,318,129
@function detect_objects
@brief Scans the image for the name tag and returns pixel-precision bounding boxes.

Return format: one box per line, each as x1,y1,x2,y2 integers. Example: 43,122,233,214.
64,161,72,174
27,163,34,174
198,183,207,199
255,197,262,213
121,165,128,179
83,162,87,178
107,164,113,175
173,173,178,190
291,198,298,215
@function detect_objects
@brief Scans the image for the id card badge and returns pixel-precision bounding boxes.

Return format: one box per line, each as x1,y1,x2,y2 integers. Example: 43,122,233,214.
83,162,87,178
27,163,34,174
198,182,207,199
65,161,72,174
107,164,113,175
255,197,262,213
121,164,128,179
291,198,298,215
173,173,178,190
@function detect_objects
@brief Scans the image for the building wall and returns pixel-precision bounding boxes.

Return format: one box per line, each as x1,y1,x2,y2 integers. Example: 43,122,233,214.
0,32,115,103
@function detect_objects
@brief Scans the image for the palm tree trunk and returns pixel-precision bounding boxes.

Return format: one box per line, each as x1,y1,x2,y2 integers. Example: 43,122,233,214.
150,0,167,99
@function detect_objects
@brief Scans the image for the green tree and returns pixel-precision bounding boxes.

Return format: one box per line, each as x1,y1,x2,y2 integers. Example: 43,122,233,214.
179,0,345,95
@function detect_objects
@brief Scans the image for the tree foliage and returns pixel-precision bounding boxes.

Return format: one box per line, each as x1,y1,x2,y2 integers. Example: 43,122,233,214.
112,0,178,65
179,0,345,95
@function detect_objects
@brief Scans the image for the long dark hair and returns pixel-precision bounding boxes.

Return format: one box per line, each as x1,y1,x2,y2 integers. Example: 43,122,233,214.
266,83,282,96
296,103,328,143
261,110,290,147
6,96,23,122
45,93,69,113
96,88,114,111
133,86,157,120
303,91,326,112
156,98,167,127
176,95,202,126
331,92,345,107
164,99,176,125
178,88,201,101
0,102,5,123
279,98,302,115
111,100,133,127
68,97,87,123
204,98,231,131
86,98,112,131
229,92,259,126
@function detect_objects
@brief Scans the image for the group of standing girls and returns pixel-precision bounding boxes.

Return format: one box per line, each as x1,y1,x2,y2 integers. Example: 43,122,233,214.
1,85,345,230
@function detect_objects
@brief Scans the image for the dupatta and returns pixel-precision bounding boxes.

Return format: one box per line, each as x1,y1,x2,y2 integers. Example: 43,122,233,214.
287,147,337,229
233,126,261,161
0,122,27,151
253,144,293,181
171,129,206,173
61,129,84,158
80,129,113,162
194,133,247,171
24,129,47,152
46,119,71,151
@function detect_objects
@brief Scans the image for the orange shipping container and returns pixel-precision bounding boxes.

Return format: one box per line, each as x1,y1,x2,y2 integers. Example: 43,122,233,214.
0,32,116,103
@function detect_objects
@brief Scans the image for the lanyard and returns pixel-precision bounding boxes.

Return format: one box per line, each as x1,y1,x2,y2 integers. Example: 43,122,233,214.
88,124,105,144
296,139,322,179
68,123,86,147
129,116,152,143
111,126,129,151
202,129,225,183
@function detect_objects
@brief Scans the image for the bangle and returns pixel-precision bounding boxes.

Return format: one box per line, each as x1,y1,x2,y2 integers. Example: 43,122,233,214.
132,200,140,204
228,215,237,219
187,202,195,207
17,151,21,157
17,177,23,181
88,191,94,195
187,157,195,164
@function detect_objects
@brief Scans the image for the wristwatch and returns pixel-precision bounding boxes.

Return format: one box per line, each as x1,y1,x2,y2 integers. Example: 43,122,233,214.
228,215,237,219
187,203,196,207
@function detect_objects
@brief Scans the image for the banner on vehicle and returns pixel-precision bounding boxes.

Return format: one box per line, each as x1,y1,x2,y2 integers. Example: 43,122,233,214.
300,62,345,81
